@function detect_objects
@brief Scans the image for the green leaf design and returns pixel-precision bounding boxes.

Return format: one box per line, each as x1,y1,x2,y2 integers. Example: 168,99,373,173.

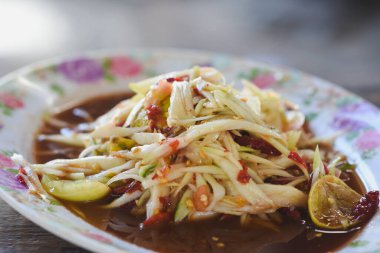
345,131,359,141
1,105,12,116
102,58,116,82
49,199,62,206
303,89,318,106
249,68,260,79
335,96,359,107
50,83,64,97
102,58,111,70
349,240,369,247
143,69,159,78
238,68,261,80
361,149,377,160
48,65,57,72
305,112,318,121
0,150,17,157
104,73,115,82
5,168,19,175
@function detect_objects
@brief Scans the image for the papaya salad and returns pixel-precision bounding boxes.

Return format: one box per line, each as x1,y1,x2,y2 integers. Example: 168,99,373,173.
12,66,378,232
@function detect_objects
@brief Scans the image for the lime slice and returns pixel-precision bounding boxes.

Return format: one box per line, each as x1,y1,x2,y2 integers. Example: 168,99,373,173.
42,175,110,202
308,175,361,229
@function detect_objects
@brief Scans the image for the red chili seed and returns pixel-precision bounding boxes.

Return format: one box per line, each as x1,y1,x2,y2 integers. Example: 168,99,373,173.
352,191,379,223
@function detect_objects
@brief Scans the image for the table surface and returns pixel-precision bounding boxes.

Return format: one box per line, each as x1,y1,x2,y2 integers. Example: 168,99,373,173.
1,0,380,252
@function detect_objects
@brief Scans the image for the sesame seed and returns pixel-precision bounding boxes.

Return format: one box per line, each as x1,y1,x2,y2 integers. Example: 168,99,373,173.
216,242,225,248
200,194,208,203
211,236,219,241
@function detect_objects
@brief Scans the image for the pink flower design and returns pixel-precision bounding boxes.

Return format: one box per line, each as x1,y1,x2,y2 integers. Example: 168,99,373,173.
109,57,142,77
58,59,103,83
0,169,25,190
0,154,25,191
252,73,276,89
356,130,380,150
0,154,16,168
0,93,24,109
340,102,379,115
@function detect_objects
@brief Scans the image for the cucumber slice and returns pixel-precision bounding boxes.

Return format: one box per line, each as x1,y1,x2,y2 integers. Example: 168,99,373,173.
174,189,193,222
41,175,110,202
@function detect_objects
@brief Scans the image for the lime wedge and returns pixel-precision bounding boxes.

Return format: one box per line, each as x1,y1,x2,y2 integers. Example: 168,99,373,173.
42,175,110,202
308,175,361,229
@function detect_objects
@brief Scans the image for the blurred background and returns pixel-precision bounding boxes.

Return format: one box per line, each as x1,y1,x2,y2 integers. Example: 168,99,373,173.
1,0,380,103
0,0,380,252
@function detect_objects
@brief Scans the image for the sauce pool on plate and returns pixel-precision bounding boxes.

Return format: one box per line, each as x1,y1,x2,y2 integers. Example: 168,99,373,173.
34,93,367,253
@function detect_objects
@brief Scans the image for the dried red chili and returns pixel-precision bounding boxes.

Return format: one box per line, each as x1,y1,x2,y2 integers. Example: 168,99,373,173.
146,104,164,129
192,87,202,96
288,151,309,172
323,163,329,174
352,191,379,223
168,139,179,152
175,75,189,82
143,212,171,227
159,196,172,210
280,206,302,220
111,180,142,196
237,161,251,184
166,75,189,83
16,167,27,187
234,135,281,156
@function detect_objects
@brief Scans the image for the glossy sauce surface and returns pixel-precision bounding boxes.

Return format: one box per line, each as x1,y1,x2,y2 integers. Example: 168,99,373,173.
34,93,366,253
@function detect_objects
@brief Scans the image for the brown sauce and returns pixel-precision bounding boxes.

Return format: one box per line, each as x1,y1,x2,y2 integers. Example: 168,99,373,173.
34,93,367,253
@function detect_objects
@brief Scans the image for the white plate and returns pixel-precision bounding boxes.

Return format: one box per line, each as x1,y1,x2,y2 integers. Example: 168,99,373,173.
0,49,379,253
